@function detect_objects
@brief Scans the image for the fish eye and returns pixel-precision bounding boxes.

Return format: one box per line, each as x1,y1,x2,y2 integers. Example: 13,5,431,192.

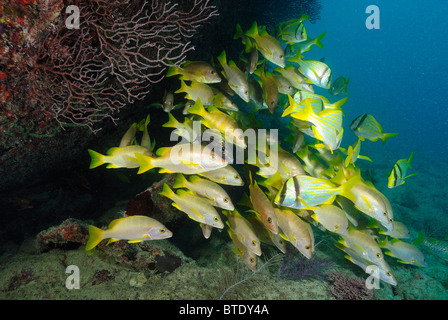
211,70,216,75
234,175,240,179
160,228,166,233
244,90,248,95
279,54,284,59
213,216,220,222
250,257,255,263
383,211,388,216
223,197,229,203
251,240,257,246
376,253,381,259
389,218,393,222
267,217,272,223
305,245,311,250
386,271,392,277
210,154,215,160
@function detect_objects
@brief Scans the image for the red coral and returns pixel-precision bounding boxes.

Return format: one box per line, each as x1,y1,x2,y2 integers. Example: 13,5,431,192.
1,0,218,134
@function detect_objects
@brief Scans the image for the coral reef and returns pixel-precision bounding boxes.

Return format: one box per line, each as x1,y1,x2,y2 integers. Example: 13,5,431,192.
277,244,336,281
0,0,218,134
36,218,89,253
327,272,376,300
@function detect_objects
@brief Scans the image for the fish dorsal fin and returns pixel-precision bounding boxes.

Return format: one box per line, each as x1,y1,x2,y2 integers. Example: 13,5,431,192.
156,147,171,157
106,147,119,155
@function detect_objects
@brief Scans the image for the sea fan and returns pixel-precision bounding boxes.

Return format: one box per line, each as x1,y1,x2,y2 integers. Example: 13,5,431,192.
277,243,336,281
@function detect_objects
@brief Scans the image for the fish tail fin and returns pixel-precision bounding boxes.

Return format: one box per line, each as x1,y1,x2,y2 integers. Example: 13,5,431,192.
245,21,259,39
292,98,315,122
339,172,362,203
314,32,326,49
216,50,227,67
344,77,350,94
173,173,187,189
333,97,348,111
234,24,244,39
344,145,354,167
85,225,104,251
187,98,207,118
159,183,176,200
377,236,389,248
134,153,154,174
88,149,106,169
175,80,189,94
162,112,180,128
166,65,180,78
381,132,399,145
407,152,414,168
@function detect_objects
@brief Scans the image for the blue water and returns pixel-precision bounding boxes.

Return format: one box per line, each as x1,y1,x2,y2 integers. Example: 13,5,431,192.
304,0,448,162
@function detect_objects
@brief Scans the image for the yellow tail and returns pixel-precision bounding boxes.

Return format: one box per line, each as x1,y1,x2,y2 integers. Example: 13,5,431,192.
163,112,180,128
339,172,362,203
88,149,106,169
381,132,399,145
134,153,155,174
173,173,187,189
85,225,104,251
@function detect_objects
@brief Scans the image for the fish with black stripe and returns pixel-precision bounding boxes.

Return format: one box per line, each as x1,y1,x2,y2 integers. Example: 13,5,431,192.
350,114,398,145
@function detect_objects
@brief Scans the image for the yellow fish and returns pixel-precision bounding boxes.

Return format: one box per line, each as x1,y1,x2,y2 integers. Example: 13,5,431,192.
248,172,278,234
274,173,360,210
173,174,235,210
245,21,285,68
311,204,350,235
187,99,247,149
175,80,215,105
275,208,314,259
387,152,416,188
159,184,224,229
216,50,250,103
85,215,172,251
134,142,227,174
166,60,221,83
88,145,152,169
198,165,244,186
223,209,262,256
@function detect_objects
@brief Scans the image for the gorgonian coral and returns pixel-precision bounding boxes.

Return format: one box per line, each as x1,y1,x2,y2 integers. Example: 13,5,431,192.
0,0,218,134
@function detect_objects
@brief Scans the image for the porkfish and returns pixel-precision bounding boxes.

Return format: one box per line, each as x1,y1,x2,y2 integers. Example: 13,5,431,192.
85,215,172,251
274,173,360,210
350,114,398,145
387,152,416,188
287,96,344,152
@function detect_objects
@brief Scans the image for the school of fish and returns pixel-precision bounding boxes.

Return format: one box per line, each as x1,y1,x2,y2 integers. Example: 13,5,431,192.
86,15,424,287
